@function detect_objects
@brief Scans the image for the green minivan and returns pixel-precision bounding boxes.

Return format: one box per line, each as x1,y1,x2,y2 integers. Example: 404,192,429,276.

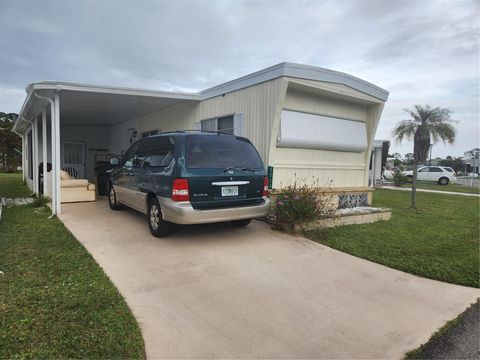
108,131,270,237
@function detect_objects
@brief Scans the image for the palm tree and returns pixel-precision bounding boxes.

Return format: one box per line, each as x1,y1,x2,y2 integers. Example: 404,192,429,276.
392,105,456,209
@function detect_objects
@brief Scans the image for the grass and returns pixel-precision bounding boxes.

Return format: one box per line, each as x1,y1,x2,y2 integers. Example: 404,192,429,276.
0,205,145,358
304,189,479,288
0,172,30,198
400,181,480,194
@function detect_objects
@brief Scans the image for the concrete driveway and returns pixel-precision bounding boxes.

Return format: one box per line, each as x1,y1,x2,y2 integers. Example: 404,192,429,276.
59,200,478,359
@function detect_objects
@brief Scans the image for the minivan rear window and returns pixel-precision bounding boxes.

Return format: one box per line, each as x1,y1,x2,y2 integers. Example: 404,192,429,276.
186,135,263,169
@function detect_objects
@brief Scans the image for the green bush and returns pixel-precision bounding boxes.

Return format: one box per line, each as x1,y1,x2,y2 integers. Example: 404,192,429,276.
30,195,50,208
268,182,335,232
392,170,407,187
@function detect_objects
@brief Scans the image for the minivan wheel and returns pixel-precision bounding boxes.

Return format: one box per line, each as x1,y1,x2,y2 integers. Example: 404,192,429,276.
108,185,123,210
406,175,413,183
438,177,449,185
148,197,172,237
231,219,252,227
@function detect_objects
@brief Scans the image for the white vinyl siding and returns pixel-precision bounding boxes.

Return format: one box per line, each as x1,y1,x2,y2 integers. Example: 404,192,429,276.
277,110,368,152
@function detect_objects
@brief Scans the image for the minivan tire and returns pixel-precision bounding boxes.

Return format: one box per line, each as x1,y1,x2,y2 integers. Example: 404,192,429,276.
108,185,124,210
148,197,172,237
438,177,449,185
231,219,252,227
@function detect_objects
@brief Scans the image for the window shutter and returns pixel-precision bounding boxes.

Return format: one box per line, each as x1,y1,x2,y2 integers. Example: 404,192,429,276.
233,113,243,136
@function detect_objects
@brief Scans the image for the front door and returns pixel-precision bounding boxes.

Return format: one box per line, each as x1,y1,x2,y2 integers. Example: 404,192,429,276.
62,142,85,178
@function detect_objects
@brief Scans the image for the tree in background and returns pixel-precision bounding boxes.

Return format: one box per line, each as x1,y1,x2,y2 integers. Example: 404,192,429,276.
439,156,464,173
392,105,456,209
464,148,480,174
404,153,414,165
0,112,21,172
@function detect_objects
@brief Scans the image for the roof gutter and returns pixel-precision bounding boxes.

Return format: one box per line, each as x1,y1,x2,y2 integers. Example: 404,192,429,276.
11,88,34,135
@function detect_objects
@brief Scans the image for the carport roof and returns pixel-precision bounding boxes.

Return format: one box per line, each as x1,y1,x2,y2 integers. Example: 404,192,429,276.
14,62,389,132
14,81,200,131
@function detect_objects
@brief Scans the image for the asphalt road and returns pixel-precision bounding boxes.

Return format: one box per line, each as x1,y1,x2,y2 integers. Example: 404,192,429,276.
412,301,479,359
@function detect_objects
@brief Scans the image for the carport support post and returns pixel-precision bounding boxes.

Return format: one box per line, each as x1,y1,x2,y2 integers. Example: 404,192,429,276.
33,114,39,194
53,92,61,215
21,133,25,182
42,107,48,196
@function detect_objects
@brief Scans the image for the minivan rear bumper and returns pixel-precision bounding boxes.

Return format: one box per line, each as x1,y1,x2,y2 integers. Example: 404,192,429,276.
159,197,271,225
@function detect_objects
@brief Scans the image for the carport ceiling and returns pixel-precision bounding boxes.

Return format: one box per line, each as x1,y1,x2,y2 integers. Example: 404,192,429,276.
26,81,200,127
59,91,196,126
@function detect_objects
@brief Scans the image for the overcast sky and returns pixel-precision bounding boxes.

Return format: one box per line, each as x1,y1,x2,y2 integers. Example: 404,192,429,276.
0,0,478,158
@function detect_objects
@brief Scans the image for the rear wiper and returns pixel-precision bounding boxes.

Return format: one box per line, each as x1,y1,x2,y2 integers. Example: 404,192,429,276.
223,166,256,173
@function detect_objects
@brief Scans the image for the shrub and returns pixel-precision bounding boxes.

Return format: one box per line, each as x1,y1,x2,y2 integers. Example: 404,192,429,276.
268,182,335,232
392,170,407,187
30,195,50,208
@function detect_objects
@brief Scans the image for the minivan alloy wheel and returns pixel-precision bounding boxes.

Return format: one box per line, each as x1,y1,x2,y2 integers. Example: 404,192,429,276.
147,197,172,237
108,185,123,210
149,204,160,230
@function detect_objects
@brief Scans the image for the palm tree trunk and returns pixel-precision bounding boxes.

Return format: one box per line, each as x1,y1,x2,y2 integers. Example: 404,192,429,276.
411,160,418,209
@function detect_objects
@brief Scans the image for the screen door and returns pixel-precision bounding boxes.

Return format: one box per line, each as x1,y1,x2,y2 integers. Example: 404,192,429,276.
62,142,85,178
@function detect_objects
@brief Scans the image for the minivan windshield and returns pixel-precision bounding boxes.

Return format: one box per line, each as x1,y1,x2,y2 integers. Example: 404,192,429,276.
186,135,263,169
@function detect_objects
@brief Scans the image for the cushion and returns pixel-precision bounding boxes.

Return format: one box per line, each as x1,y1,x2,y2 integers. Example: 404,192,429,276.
60,170,72,180
61,179,89,188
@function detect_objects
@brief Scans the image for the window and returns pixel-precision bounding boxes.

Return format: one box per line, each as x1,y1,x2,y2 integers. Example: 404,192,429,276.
199,113,243,136
419,167,430,172
185,135,263,169
430,167,442,172
217,116,234,135
141,129,159,138
137,137,174,168
122,142,139,168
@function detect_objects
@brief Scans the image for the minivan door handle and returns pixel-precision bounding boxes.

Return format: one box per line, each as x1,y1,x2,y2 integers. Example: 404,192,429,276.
212,181,250,186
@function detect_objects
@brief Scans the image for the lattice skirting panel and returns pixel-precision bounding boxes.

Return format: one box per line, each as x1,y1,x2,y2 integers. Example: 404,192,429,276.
338,193,368,209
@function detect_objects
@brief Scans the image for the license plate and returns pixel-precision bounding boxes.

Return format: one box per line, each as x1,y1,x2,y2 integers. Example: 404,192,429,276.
221,186,238,197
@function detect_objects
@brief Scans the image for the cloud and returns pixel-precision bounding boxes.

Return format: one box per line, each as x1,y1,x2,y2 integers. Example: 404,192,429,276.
0,0,478,157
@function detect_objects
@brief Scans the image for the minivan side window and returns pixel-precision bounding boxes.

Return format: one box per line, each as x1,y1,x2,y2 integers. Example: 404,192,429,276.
122,142,139,168
139,137,174,168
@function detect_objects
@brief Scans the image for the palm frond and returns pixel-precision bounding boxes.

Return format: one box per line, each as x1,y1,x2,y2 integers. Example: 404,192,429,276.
394,105,457,145
392,119,417,143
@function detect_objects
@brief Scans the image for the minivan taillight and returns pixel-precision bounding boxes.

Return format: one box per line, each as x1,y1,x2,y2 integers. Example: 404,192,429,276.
263,176,269,196
172,179,189,201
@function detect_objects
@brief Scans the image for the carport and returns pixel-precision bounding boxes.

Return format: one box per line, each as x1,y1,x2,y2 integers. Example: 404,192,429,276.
12,81,199,214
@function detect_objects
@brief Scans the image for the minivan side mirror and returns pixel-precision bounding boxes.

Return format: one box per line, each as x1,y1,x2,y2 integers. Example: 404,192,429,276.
109,157,119,166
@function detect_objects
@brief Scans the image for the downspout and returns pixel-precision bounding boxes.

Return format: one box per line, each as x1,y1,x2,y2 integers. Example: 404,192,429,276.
33,91,57,215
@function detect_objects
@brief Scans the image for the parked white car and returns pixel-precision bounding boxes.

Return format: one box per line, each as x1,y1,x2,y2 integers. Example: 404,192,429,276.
403,166,456,185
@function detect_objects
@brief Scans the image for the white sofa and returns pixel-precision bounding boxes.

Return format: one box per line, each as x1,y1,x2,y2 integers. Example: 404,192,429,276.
46,171,96,203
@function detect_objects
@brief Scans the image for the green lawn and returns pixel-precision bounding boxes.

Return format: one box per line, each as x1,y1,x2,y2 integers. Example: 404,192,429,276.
0,172,30,198
304,189,479,288
0,205,145,358
401,182,480,194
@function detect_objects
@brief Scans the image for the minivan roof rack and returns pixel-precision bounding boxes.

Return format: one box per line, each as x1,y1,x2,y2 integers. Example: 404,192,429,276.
154,130,232,136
